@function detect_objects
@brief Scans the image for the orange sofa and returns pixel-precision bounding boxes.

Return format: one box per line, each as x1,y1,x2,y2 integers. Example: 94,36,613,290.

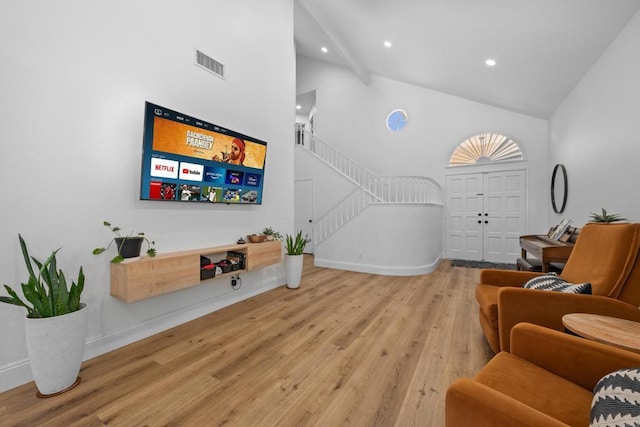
446,323,640,426
476,222,640,353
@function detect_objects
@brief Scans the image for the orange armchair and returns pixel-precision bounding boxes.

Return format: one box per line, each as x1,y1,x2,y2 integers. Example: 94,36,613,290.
476,222,640,352
446,323,640,426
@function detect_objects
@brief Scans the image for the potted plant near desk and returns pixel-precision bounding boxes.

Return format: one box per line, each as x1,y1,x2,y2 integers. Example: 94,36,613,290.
284,230,310,289
0,234,87,397
589,208,626,223
92,221,156,263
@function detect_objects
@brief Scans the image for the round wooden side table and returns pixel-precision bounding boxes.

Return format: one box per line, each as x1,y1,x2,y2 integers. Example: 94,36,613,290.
562,313,640,354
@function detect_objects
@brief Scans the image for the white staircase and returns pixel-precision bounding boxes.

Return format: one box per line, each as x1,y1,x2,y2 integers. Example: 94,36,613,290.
297,130,443,246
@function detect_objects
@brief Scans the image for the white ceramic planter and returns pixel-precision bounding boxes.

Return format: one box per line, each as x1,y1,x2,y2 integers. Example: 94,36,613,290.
25,303,88,397
285,254,304,289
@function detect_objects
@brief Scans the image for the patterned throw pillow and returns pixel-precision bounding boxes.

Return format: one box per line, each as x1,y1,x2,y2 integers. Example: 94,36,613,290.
591,368,640,427
522,273,592,294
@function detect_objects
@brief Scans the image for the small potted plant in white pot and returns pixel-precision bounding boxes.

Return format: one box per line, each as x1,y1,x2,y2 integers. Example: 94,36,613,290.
284,230,310,289
0,234,87,397
92,221,156,263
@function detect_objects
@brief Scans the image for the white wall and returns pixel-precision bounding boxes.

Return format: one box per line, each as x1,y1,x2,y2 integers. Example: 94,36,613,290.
314,205,444,275
549,10,640,227
0,0,295,392
296,55,549,266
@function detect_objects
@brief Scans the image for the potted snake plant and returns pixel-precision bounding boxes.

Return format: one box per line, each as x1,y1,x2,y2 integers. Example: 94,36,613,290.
284,230,310,289
0,234,87,397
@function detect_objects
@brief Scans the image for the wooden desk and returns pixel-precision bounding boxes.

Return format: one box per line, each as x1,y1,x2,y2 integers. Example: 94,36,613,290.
562,313,640,354
520,235,574,273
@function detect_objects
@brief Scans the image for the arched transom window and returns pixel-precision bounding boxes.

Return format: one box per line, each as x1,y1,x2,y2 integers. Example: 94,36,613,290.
449,133,523,166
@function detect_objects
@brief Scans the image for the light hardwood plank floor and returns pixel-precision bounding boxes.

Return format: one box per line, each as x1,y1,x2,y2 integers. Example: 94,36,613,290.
0,256,493,427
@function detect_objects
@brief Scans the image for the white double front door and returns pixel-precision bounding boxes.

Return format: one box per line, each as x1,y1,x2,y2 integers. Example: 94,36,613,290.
446,170,526,263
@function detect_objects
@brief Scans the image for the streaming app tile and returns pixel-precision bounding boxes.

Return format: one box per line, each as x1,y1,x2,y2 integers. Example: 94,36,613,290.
244,172,261,187
225,170,244,185
203,166,226,184
150,158,179,179
179,162,204,182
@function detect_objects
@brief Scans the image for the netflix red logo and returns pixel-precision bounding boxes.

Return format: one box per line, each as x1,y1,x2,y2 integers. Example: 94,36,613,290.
150,158,179,179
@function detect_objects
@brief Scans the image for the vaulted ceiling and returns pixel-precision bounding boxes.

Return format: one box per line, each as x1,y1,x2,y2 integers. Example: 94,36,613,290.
294,0,640,119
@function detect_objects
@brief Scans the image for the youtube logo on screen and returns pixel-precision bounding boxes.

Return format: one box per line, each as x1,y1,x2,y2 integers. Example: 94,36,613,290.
178,161,204,182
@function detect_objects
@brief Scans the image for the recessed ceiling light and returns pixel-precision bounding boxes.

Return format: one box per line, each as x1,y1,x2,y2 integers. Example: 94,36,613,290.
321,46,328,53
383,40,392,48
296,105,301,110
485,59,496,67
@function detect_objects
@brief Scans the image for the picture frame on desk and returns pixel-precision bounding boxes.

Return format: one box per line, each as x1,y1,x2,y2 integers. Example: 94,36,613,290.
559,226,578,243
552,219,572,241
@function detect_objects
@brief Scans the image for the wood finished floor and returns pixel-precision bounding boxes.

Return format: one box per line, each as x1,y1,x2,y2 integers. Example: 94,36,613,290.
0,256,492,427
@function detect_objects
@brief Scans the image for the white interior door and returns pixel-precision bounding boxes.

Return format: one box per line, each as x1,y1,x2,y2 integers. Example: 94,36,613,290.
446,170,526,262
294,179,314,253
483,170,526,263
447,173,483,260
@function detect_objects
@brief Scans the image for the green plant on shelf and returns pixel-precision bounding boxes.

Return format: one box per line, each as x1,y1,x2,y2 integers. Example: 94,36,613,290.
92,221,156,263
262,227,283,241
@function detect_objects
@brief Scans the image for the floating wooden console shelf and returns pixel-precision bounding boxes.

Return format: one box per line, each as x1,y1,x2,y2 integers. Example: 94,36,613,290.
110,241,282,302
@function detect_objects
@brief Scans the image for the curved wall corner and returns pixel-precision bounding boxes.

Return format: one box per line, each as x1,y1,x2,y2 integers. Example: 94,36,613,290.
314,204,443,276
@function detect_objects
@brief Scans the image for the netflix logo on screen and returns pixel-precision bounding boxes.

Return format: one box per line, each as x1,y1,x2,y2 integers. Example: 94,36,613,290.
150,158,179,179
179,162,204,182
244,173,261,187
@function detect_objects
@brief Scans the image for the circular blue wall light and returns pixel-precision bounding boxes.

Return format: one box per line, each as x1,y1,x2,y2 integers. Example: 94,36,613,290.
386,109,408,131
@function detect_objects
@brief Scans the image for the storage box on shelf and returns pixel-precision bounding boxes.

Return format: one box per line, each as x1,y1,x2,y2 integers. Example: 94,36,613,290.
110,241,282,302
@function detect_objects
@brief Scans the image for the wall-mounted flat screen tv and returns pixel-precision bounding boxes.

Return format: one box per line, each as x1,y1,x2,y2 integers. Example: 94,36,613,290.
140,102,267,204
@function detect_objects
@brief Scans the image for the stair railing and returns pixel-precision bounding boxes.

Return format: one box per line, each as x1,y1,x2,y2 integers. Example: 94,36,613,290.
298,130,377,189
313,175,443,245
296,128,443,246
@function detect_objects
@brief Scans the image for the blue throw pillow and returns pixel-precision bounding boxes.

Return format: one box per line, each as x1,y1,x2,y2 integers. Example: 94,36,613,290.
591,367,640,426
523,273,592,294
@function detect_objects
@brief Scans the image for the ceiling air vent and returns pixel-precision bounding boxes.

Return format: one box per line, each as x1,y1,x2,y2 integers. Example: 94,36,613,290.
195,50,224,79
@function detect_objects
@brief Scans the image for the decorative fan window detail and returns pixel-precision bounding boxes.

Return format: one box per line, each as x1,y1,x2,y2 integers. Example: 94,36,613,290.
449,133,523,166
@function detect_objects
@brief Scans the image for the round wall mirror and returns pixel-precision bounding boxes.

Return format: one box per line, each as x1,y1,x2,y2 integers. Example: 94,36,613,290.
551,164,568,214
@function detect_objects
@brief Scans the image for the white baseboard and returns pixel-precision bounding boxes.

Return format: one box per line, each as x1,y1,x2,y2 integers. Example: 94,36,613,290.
0,276,283,393
314,256,441,276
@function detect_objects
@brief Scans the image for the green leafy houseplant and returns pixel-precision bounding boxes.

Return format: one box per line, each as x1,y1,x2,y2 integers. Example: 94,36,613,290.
92,221,156,263
0,234,84,318
589,208,626,223
262,227,283,241
285,230,310,255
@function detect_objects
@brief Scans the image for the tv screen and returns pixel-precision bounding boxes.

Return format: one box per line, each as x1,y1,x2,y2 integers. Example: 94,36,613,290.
140,101,267,204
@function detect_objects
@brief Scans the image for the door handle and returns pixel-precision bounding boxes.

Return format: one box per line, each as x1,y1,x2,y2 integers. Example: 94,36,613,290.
478,213,482,216
308,219,312,223
477,220,481,224
484,221,488,224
